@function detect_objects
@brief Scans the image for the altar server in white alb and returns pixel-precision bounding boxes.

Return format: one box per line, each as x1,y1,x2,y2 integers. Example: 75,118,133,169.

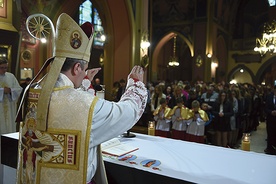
153,98,171,138
17,13,148,184
186,100,209,144
0,58,22,134
169,97,189,140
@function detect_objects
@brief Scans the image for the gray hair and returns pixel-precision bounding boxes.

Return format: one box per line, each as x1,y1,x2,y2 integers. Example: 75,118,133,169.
61,58,87,72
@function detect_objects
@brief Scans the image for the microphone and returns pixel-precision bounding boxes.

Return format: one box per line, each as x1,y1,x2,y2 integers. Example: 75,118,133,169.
122,130,136,138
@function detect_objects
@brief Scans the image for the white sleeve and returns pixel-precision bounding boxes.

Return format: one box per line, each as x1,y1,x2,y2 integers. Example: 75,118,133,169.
10,74,22,101
150,93,155,112
186,119,193,125
90,78,148,146
154,114,159,121
233,99,238,114
196,117,206,125
11,87,23,101
171,114,176,123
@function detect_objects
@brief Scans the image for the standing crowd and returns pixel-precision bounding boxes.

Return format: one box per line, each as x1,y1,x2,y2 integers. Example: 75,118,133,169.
114,79,275,155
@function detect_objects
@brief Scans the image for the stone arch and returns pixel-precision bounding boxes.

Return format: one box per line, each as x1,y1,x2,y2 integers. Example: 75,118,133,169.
151,31,193,82
227,64,255,84
256,56,276,86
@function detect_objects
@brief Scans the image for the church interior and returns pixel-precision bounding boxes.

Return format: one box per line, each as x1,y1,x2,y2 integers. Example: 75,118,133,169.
1,0,276,183
1,0,276,96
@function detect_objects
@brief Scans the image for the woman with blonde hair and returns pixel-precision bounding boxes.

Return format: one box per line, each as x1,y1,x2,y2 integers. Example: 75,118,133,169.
150,85,166,113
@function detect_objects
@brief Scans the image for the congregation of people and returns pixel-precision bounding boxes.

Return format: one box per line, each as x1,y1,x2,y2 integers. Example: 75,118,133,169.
110,79,276,155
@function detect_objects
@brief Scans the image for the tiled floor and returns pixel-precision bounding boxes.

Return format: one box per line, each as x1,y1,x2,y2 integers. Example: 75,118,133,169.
241,122,267,154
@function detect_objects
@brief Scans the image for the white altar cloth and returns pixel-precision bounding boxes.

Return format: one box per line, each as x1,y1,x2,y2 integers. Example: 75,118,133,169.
104,133,276,184
1,132,276,184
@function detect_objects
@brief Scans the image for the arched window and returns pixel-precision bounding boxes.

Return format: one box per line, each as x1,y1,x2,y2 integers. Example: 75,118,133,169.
79,0,105,47
79,0,92,24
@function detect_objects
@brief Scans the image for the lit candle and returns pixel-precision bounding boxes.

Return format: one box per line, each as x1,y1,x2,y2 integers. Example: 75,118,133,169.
241,133,250,151
242,140,250,151
148,121,155,136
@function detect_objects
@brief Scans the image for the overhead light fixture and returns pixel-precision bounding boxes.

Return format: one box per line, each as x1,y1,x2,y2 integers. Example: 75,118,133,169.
0,53,6,57
168,35,179,67
230,79,237,84
141,31,150,49
207,53,212,58
140,31,150,68
254,20,276,56
41,38,47,43
141,40,150,49
100,34,106,42
211,61,218,68
99,53,104,66
261,81,265,85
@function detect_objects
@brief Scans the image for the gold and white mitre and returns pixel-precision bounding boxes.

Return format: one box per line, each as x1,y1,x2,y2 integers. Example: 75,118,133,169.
36,13,94,131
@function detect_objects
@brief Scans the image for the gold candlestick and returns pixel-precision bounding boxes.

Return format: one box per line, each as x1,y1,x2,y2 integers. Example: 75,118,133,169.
241,133,250,151
148,121,155,136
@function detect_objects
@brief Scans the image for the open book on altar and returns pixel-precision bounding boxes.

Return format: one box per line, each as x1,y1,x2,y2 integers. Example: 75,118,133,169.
101,137,139,157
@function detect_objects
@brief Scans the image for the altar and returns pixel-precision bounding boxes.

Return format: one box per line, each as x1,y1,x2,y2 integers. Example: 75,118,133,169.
1,132,276,184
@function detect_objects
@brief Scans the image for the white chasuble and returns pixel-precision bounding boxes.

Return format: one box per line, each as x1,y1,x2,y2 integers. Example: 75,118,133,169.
17,74,100,184
17,73,148,184
0,72,22,134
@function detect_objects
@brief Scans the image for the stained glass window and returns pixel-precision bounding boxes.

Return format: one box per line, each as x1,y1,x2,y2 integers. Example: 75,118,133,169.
79,0,105,47
93,9,105,47
79,0,92,25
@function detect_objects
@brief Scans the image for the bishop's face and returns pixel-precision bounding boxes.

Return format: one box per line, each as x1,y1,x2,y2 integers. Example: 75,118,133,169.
74,61,88,88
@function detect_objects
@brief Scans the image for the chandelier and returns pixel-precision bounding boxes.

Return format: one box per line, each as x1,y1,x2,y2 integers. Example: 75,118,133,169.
168,35,179,67
254,20,276,56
